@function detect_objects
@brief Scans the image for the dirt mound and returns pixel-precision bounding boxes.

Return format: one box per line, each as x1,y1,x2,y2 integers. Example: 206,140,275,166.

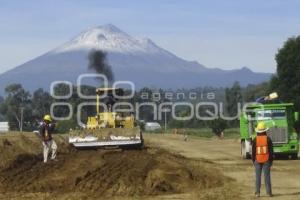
74,149,203,196
0,133,68,169
0,133,231,199
0,149,225,196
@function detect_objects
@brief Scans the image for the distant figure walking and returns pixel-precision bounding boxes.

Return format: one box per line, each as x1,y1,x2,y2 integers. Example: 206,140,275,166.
219,131,224,139
252,122,273,197
39,115,57,163
183,131,188,142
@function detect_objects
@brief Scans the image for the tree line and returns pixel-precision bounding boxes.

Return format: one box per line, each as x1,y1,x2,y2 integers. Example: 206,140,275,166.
0,81,253,134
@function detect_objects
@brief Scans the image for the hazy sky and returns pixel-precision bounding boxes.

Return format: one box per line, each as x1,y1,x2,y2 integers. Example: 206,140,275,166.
1,0,300,74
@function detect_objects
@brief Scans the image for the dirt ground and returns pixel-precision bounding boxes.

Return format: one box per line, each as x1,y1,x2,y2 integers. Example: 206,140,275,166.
0,133,239,200
1,132,298,200
144,134,300,200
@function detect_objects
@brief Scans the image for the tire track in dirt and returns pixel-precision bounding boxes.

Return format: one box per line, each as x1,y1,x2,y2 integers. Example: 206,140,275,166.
0,134,238,199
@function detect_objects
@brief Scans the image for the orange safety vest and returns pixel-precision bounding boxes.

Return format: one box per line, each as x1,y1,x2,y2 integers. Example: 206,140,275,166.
256,135,269,163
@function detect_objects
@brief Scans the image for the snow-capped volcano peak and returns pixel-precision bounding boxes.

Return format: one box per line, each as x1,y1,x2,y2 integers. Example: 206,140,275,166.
0,24,271,94
53,24,164,54
93,24,124,34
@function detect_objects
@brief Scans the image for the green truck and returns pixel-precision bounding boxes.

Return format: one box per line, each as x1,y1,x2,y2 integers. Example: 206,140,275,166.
240,103,299,159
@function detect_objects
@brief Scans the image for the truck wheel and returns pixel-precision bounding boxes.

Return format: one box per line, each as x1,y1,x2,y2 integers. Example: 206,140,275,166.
241,141,246,159
291,153,298,160
241,141,251,159
241,141,247,159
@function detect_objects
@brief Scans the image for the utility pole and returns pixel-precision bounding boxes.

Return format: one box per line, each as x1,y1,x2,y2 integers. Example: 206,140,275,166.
20,107,24,132
162,108,170,132
164,111,167,132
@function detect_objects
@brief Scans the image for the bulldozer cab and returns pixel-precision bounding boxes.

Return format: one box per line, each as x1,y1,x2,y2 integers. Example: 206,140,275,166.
96,88,123,114
87,87,135,129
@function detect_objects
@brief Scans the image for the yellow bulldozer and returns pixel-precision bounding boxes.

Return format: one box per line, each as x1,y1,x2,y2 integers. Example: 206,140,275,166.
69,88,143,149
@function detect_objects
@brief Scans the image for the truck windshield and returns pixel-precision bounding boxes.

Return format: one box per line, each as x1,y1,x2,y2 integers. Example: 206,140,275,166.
257,109,286,120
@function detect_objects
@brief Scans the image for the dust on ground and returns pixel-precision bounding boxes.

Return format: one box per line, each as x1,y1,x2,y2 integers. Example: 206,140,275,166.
0,133,238,200
145,133,300,200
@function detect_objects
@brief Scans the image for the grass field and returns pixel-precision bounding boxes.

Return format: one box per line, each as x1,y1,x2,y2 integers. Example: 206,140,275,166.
145,127,240,138
2,126,240,139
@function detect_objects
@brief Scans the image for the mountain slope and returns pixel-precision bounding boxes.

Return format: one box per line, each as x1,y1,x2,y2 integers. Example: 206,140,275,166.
0,24,271,94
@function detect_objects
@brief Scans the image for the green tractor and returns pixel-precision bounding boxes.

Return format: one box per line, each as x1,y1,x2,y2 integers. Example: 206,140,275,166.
240,100,299,160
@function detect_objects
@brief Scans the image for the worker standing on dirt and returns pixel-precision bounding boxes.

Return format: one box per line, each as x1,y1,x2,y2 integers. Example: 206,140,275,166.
39,115,57,163
252,122,273,197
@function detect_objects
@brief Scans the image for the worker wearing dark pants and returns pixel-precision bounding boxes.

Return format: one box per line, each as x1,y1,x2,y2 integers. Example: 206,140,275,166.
254,160,272,196
252,122,273,197
39,115,57,163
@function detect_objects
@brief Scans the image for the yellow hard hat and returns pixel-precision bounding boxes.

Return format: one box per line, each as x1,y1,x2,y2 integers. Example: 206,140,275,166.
43,114,52,122
255,122,268,133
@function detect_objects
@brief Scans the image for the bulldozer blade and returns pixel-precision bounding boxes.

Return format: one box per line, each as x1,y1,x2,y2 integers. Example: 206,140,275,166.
68,127,143,149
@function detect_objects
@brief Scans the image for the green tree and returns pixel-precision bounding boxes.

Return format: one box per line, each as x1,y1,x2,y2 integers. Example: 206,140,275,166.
272,36,300,109
32,88,52,120
225,81,242,127
134,87,156,121
209,118,227,136
0,84,32,131
243,82,270,102
52,83,73,119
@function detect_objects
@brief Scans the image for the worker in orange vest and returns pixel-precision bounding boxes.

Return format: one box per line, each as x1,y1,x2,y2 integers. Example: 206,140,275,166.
252,122,273,197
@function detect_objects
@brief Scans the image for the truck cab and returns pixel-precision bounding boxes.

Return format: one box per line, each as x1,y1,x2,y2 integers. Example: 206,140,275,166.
240,103,299,159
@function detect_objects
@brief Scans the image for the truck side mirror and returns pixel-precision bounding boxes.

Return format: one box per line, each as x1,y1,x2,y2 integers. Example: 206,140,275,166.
295,112,299,121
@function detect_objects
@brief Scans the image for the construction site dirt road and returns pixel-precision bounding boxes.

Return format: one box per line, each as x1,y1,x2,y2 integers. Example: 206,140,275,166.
145,134,300,200
0,133,299,200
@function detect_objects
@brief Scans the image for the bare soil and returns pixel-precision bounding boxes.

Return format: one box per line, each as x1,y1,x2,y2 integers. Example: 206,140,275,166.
0,133,237,200
145,134,300,200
